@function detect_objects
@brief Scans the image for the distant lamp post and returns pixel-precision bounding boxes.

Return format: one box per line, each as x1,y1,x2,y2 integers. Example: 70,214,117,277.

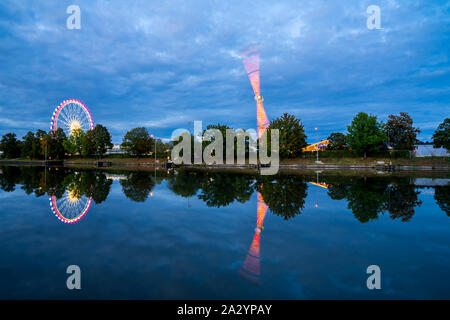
150,134,156,164
150,134,157,181
40,137,48,186
40,137,48,163
314,127,320,163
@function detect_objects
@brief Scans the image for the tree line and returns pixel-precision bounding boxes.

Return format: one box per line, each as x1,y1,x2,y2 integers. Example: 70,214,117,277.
1,114,448,160
173,113,448,161
265,112,449,158
0,125,171,160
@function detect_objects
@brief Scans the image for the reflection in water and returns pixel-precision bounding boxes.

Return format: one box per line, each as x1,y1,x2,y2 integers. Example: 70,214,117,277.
256,175,308,220
120,172,156,202
326,176,427,222
49,190,92,224
386,184,423,222
0,166,448,222
198,173,254,207
240,190,269,284
0,166,449,299
435,186,450,216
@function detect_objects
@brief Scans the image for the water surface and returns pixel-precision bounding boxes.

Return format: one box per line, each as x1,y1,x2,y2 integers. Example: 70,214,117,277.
0,166,449,299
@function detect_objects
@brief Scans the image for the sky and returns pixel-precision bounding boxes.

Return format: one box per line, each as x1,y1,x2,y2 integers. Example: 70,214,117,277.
0,0,449,144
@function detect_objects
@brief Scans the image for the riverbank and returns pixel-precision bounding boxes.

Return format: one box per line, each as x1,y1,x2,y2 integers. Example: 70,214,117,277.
1,157,449,170
1,156,449,171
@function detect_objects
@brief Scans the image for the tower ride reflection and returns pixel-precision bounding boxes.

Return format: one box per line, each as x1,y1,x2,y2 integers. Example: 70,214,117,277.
240,189,268,283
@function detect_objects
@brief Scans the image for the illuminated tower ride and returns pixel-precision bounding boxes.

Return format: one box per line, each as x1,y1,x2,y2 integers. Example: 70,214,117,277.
240,190,268,284
241,48,270,139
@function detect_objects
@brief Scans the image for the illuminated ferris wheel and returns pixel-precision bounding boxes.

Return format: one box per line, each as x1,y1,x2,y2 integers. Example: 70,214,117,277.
49,190,93,224
50,99,94,136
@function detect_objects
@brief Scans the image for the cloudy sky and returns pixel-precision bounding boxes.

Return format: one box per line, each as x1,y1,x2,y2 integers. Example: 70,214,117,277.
0,0,449,143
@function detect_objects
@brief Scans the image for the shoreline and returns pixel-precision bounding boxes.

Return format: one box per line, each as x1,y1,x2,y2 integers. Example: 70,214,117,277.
1,159,449,172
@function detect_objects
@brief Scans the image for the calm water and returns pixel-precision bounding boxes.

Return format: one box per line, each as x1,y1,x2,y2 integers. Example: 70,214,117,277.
0,166,449,299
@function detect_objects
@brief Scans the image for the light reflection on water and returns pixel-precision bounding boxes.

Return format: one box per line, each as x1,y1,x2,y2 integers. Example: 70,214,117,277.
0,166,449,299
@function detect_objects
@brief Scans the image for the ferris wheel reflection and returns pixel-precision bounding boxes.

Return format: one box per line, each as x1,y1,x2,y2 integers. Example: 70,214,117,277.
49,189,93,224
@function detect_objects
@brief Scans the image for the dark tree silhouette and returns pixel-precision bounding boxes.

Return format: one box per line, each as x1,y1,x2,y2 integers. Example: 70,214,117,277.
434,186,450,217
386,184,422,222
256,175,308,220
197,173,254,207
120,171,155,202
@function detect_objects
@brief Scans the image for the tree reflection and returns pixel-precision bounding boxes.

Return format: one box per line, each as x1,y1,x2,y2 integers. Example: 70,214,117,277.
326,176,426,222
120,171,155,202
256,175,308,220
327,184,348,200
0,166,446,222
197,173,254,207
434,186,450,217
386,184,422,222
62,170,113,204
345,178,388,222
167,170,202,198
0,166,21,192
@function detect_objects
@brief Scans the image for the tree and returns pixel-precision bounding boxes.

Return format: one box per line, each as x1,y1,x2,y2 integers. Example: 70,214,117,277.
21,130,46,159
21,131,36,159
41,129,67,160
266,113,307,158
432,118,450,151
0,133,22,159
384,112,420,150
155,139,171,158
92,124,113,156
34,129,46,159
80,130,96,157
327,132,347,150
347,112,386,158
121,127,154,157
63,128,85,155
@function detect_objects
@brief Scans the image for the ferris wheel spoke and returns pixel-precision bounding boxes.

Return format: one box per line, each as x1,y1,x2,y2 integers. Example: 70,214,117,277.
59,109,71,126
58,117,70,128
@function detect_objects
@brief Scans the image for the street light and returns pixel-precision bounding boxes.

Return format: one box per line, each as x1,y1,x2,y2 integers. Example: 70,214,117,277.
150,134,156,165
314,127,320,163
150,134,156,181
40,137,48,186
40,137,48,163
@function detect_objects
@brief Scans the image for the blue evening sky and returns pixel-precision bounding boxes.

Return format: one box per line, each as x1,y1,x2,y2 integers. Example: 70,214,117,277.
0,0,449,143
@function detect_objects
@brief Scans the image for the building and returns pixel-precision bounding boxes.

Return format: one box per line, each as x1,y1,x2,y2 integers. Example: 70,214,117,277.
413,145,449,157
105,145,126,155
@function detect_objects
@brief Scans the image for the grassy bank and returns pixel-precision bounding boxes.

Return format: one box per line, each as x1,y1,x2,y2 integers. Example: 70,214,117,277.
280,156,450,167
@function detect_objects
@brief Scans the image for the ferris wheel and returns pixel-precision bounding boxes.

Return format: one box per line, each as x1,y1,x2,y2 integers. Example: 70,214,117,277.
49,190,93,224
50,99,94,136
